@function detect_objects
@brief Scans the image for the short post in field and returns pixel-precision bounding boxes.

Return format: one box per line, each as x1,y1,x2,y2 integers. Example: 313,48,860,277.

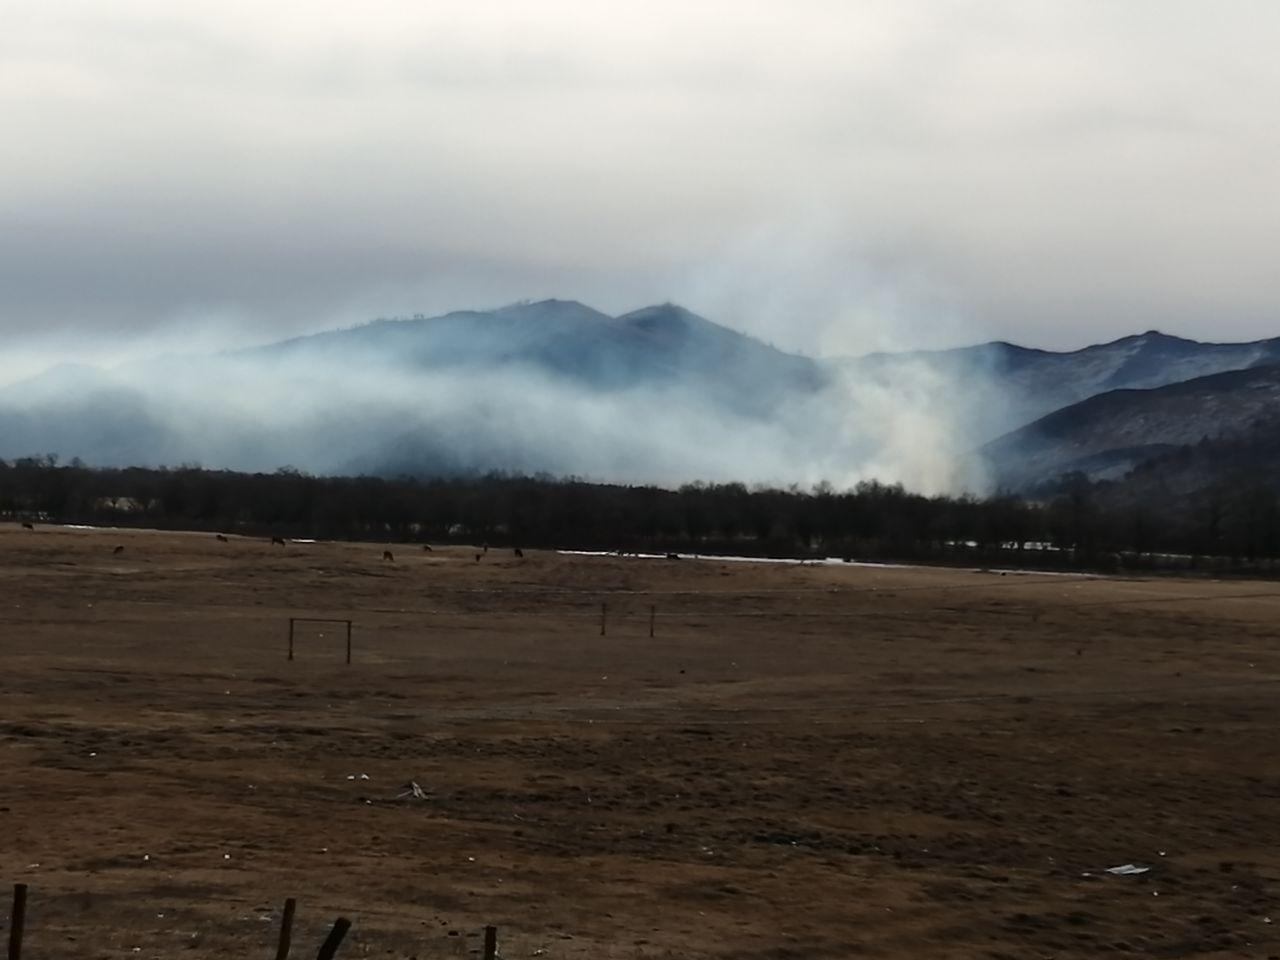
649,604,655,638
315,917,351,960
286,618,354,663
600,602,607,637
483,925,498,960
275,897,297,960
8,883,27,960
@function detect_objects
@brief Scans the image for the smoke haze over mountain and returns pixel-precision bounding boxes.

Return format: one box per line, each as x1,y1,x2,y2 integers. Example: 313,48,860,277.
0,302,990,495
5,301,1280,498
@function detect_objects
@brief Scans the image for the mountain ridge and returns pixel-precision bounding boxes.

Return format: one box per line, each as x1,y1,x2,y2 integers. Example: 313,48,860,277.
981,362,1280,489
1,299,1278,496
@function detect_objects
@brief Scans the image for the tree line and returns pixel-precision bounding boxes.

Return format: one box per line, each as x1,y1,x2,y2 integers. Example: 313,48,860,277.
2,456,1278,575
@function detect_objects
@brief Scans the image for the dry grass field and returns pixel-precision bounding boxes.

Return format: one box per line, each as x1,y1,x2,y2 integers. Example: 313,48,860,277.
1,523,1278,959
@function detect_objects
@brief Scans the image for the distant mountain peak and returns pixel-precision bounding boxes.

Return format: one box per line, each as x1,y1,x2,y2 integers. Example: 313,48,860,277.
619,303,700,333
489,298,607,321
1130,329,1195,344
500,297,590,311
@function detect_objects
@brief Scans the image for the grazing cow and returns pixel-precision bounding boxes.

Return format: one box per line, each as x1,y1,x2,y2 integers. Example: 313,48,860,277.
382,550,394,562
112,545,124,555
422,544,432,552
21,522,34,531
666,552,680,560
215,534,229,542
271,536,287,546
514,547,524,558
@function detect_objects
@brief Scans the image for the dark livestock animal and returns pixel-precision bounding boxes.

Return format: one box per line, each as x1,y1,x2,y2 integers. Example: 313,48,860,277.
21,522,34,531
514,547,524,558
382,550,394,562
271,536,287,546
112,545,124,555
215,534,229,542
422,544,432,552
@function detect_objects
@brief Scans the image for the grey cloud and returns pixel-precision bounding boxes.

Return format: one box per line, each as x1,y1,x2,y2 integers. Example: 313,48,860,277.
1,0,1279,361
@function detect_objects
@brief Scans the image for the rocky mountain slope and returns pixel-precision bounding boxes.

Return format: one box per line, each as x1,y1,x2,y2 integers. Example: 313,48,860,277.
242,299,826,415
981,364,1280,489
849,330,1280,442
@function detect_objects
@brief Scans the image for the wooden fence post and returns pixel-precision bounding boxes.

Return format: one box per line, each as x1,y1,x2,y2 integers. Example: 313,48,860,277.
315,917,351,960
483,925,497,960
8,883,27,960
600,602,607,637
649,604,655,638
275,897,297,960
345,621,352,665
288,618,295,661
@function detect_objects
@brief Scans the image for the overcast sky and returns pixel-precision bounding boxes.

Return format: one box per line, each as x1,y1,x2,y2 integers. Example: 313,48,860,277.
3,0,1279,364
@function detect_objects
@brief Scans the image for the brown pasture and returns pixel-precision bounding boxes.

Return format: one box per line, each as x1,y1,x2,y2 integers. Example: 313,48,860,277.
0,524,1278,959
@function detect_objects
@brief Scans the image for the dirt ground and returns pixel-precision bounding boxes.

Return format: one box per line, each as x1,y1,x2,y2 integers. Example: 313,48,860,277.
0,524,1278,960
